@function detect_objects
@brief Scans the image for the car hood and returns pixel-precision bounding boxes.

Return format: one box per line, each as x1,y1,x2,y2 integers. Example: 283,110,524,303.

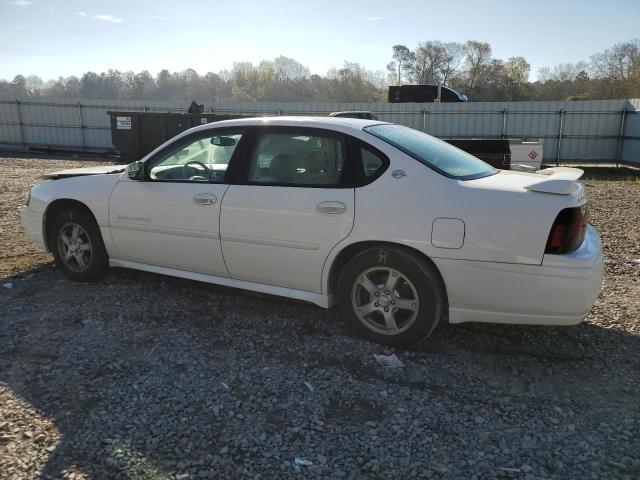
44,165,126,179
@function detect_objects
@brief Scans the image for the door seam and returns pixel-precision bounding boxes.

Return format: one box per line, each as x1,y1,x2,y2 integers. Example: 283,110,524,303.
218,183,233,275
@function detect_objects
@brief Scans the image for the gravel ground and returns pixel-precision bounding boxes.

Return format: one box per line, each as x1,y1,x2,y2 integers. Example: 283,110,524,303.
0,156,639,480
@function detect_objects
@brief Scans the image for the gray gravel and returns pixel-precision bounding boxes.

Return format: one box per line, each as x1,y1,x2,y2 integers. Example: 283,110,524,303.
1,156,639,480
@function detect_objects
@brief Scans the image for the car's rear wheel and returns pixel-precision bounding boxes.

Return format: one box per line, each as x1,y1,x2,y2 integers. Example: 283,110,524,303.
337,246,445,347
49,208,109,281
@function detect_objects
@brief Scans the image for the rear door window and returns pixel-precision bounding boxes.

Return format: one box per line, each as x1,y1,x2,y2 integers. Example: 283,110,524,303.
245,129,351,187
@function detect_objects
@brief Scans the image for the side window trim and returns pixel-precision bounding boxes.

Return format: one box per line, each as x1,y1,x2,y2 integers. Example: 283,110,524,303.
143,127,248,184
235,126,354,189
347,136,390,187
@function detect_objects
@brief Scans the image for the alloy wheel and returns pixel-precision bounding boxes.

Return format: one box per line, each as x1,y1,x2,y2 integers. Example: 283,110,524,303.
351,267,420,335
58,222,92,272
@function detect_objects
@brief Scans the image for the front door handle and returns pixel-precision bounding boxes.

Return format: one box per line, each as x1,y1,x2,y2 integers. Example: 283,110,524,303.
193,193,217,205
317,201,347,214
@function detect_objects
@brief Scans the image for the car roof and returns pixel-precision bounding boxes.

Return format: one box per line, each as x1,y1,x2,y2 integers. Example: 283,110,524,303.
192,115,389,133
139,116,392,163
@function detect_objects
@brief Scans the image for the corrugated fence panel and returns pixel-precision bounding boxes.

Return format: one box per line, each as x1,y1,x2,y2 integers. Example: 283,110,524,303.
0,95,637,163
622,99,640,164
0,100,21,144
622,139,640,164
19,101,82,147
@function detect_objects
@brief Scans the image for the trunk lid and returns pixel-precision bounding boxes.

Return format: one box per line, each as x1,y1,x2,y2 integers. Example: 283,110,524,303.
524,167,584,195
465,167,585,200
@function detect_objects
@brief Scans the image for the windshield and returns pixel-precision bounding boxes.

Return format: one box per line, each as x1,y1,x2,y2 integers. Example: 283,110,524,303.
364,124,497,180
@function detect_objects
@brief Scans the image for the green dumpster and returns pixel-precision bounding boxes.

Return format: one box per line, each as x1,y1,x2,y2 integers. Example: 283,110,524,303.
108,111,248,163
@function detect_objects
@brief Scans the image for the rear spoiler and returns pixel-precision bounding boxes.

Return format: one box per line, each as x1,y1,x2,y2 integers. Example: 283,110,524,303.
525,167,584,195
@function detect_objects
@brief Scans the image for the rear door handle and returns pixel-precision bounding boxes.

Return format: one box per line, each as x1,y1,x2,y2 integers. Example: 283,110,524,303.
316,201,347,214
193,193,217,205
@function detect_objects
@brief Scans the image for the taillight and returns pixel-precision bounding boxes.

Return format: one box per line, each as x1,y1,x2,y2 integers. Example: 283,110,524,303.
545,206,588,254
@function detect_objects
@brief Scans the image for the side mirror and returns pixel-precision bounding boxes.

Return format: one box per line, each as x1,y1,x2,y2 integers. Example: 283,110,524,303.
211,136,236,147
127,161,144,180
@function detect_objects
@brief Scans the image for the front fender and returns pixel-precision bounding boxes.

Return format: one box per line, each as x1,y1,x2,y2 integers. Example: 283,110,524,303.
29,173,123,254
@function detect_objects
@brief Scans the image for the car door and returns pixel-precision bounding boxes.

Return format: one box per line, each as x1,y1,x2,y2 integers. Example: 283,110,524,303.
108,128,247,276
220,126,355,293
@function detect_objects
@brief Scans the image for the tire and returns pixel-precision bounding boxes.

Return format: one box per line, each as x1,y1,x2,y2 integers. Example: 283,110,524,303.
337,246,446,348
49,208,109,281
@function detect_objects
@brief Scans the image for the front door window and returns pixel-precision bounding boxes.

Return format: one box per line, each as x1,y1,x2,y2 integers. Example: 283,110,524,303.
149,132,243,182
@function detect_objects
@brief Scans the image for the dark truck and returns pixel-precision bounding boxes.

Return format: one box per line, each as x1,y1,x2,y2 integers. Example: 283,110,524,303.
388,84,468,103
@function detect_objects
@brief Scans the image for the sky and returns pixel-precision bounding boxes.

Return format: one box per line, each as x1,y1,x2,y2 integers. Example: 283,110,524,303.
1,0,639,82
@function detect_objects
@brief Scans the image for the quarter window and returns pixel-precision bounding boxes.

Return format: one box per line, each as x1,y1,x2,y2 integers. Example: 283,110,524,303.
349,140,389,186
247,131,347,186
361,146,385,178
149,132,243,182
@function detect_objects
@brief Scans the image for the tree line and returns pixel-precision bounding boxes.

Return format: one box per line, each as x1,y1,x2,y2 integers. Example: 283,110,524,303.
1,40,638,103
387,39,640,101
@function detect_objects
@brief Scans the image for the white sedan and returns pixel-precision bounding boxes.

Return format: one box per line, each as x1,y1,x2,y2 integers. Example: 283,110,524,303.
20,117,603,346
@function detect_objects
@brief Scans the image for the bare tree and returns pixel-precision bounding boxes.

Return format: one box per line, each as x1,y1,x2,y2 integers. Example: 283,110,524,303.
25,75,44,96
503,56,530,100
230,62,261,101
10,75,27,97
537,66,551,82
332,62,380,101
462,40,492,92
125,70,155,99
549,62,588,82
414,41,444,84
590,40,639,82
440,42,464,86
273,56,310,82
386,45,416,84
414,41,463,86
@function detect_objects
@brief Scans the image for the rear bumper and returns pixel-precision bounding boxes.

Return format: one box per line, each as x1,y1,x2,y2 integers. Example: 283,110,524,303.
435,225,604,325
20,206,47,251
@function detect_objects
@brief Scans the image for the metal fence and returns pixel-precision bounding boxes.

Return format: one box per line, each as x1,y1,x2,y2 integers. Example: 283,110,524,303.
0,95,638,165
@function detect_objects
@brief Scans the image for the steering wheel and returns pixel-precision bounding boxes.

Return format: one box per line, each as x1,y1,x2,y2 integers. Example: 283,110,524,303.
183,160,211,181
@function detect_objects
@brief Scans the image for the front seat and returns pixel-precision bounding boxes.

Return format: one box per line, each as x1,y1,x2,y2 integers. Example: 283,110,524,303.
304,150,328,182
268,154,297,183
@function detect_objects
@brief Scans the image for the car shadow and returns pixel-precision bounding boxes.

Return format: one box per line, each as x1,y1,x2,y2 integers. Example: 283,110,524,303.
1,265,639,479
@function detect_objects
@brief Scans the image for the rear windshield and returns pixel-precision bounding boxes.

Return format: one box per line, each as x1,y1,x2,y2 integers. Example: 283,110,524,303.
364,124,497,180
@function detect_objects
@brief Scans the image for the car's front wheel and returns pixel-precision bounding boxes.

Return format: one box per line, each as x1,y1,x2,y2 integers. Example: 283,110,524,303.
49,208,109,281
337,246,446,347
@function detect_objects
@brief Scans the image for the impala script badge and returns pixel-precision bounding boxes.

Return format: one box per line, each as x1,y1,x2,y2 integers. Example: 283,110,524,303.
117,214,153,224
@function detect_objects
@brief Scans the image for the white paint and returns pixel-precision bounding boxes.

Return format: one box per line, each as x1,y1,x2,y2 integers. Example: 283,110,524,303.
108,258,331,308
436,225,603,325
20,206,47,250
431,218,465,249
20,117,604,328
109,177,230,276
220,185,354,293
